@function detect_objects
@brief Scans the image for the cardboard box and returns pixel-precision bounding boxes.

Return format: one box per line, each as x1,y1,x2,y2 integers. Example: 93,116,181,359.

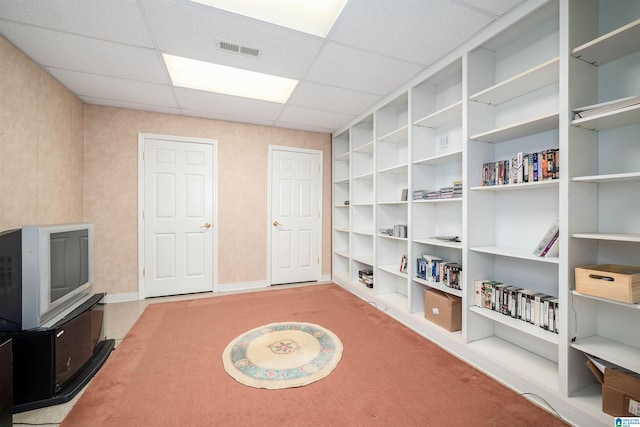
424,288,461,331
586,358,640,417
575,264,640,303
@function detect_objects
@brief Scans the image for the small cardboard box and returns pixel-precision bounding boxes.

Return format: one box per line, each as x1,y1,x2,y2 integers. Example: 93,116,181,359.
424,288,461,331
575,264,640,303
586,359,640,417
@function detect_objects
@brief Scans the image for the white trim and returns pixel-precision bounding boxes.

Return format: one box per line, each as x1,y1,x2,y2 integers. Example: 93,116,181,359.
103,292,140,304
137,133,219,300
267,145,323,286
216,280,268,293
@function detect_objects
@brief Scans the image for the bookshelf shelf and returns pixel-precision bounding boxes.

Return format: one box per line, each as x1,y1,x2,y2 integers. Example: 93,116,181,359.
352,256,373,266
334,249,349,259
378,292,409,311
571,103,640,131
378,201,408,206
469,246,560,264
334,177,349,184
470,112,559,143
377,163,408,174
334,227,349,233
335,152,349,161
378,264,408,278
413,149,462,166
412,197,462,204
352,172,373,180
572,172,640,183
468,336,559,393
470,57,559,105
571,233,640,243
571,290,640,310
353,140,374,153
413,101,462,128
352,230,373,236
377,234,407,241
470,180,558,192
571,18,640,66
571,336,640,375
378,125,409,143
413,277,463,298
469,306,559,344
413,238,462,250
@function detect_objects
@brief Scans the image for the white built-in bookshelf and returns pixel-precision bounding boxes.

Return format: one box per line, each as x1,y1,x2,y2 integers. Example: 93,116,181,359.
331,1,640,426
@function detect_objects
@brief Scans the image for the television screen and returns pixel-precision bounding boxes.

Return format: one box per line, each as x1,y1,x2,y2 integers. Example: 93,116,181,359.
49,229,90,304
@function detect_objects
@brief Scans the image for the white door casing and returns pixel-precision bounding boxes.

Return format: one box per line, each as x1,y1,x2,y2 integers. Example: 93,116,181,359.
269,146,322,285
138,134,217,298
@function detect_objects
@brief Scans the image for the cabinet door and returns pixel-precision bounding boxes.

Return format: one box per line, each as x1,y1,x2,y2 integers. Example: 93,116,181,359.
55,311,93,390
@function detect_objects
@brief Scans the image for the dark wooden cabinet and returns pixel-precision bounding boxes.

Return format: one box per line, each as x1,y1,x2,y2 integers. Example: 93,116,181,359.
2,293,114,413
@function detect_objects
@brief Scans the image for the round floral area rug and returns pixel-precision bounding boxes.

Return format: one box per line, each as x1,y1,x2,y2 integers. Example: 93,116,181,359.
222,322,343,389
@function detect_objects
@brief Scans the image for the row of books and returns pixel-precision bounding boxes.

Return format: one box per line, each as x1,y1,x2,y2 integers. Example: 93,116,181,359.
380,224,407,238
474,280,559,334
482,149,559,186
414,180,463,200
416,255,462,290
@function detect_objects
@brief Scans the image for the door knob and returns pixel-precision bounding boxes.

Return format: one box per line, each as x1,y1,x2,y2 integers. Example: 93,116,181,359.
201,222,211,229
273,221,281,226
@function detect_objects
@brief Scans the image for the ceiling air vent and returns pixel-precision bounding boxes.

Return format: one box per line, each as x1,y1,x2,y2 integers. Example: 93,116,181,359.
217,40,261,58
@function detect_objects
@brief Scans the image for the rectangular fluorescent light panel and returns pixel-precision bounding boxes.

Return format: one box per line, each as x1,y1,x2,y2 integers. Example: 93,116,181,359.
189,0,348,37
163,54,298,103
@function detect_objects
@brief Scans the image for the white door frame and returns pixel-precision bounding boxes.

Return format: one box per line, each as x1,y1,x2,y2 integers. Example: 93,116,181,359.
267,145,323,286
137,133,219,300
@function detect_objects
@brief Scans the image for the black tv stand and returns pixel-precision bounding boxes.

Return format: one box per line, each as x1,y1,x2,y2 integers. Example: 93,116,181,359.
2,293,114,413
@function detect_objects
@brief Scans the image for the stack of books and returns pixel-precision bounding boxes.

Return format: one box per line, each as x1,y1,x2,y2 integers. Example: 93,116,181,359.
413,190,429,200
453,181,463,198
440,186,454,199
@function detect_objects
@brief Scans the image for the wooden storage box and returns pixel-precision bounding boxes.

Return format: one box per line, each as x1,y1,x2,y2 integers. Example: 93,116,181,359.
575,264,640,304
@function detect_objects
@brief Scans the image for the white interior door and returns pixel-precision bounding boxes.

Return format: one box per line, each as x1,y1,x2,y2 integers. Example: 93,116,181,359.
142,136,216,298
270,147,322,285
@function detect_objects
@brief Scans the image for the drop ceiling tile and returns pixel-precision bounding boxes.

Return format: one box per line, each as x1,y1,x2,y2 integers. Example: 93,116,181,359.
305,43,423,96
137,0,324,79
460,0,523,16
329,0,494,65
46,68,176,107
173,87,285,122
288,81,381,115
277,105,353,132
0,0,153,47
79,96,181,116
0,22,167,83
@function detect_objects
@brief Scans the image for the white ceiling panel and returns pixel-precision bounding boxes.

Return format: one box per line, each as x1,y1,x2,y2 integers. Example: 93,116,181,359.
137,0,324,79
460,0,523,16
288,82,381,115
329,0,494,66
305,43,423,95
277,105,352,132
0,0,531,133
80,96,181,116
0,22,168,84
0,0,154,47
173,87,285,121
46,68,176,107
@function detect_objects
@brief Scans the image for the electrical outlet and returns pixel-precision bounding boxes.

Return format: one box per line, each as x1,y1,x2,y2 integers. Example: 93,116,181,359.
440,135,449,149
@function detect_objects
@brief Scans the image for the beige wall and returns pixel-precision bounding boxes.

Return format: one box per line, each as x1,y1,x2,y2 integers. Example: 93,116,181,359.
0,35,84,232
84,105,332,295
2,33,333,296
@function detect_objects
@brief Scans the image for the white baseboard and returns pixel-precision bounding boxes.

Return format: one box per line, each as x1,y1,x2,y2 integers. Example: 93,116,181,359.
216,280,268,293
104,292,140,303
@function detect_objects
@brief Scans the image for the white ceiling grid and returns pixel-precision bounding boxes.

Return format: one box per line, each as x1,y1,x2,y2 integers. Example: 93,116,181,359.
0,0,523,133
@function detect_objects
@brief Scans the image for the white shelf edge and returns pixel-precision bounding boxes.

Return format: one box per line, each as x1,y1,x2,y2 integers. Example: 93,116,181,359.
571,233,640,243
467,336,559,393
350,202,373,207
352,230,374,236
351,256,374,266
570,103,640,131
377,163,408,174
413,277,463,298
352,172,374,180
571,335,640,374
469,306,559,344
378,264,409,278
572,172,640,183
334,177,349,184
413,197,462,203
334,227,349,233
377,292,409,311
413,100,463,128
333,250,349,258
470,246,560,264
469,57,559,105
413,238,462,249
571,290,640,310
378,125,409,143
571,18,640,66
377,234,408,241
413,149,463,166
470,112,559,143
352,141,374,153
470,180,559,191
334,152,349,161
377,201,408,205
